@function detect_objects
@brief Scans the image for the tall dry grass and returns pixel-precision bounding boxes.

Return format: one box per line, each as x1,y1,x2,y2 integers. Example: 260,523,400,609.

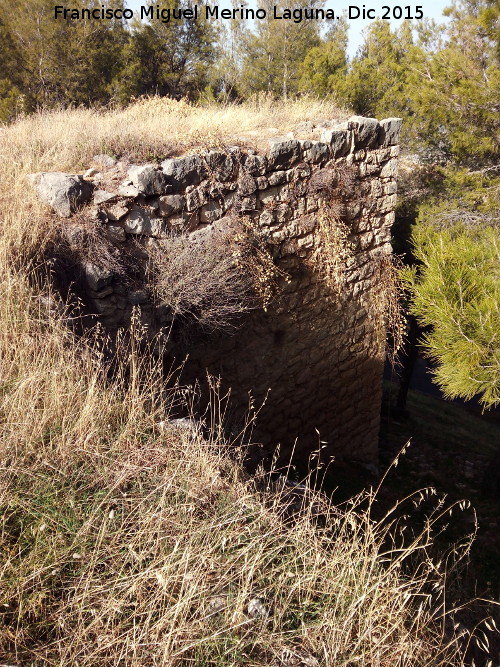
0,95,348,178
0,100,489,665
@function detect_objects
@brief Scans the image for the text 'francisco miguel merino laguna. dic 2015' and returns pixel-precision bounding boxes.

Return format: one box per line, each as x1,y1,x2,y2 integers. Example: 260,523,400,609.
54,4,344,23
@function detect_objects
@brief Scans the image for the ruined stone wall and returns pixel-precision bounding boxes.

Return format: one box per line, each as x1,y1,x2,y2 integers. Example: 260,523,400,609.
31,115,402,466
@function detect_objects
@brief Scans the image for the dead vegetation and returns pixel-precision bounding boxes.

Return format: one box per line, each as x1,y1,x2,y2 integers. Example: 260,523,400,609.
148,217,287,334
0,102,491,666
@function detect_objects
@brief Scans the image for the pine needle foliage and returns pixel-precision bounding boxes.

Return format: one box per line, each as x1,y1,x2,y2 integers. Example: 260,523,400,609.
404,221,500,409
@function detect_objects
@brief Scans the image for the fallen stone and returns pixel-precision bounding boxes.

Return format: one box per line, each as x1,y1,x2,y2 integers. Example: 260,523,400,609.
27,172,93,217
247,597,269,620
117,184,139,197
93,189,116,205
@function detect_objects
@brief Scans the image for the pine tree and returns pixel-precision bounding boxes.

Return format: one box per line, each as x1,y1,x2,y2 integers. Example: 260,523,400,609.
240,0,323,98
0,0,127,109
404,181,500,409
341,20,417,117
116,0,217,102
298,15,349,99
405,0,500,164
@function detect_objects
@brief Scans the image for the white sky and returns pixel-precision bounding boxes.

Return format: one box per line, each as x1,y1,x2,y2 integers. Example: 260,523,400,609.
126,0,452,58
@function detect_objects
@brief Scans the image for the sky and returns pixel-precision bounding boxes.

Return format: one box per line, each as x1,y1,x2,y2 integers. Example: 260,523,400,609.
126,0,452,58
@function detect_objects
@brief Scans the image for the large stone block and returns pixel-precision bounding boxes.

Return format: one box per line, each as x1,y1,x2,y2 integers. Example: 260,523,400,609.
348,116,381,149
204,151,236,181
268,138,301,169
161,155,207,190
378,118,403,146
27,172,93,217
319,129,351,157
128,164,167,195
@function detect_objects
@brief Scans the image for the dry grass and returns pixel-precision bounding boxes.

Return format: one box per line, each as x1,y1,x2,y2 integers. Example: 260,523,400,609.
373,255,407,363
0,102,489,665
0,95,348,179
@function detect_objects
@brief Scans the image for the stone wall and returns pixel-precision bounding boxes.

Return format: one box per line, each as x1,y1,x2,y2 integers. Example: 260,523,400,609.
30,115,402,467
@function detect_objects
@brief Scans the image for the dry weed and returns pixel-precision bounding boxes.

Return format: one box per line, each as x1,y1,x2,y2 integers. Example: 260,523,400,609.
0,101,488,666
373,254,407,363
148,217,287,333
314,209,353,294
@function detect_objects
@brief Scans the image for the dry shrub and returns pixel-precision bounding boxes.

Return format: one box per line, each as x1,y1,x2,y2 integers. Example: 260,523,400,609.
59,212,129,276
148,218,285,333
308,163,357,296
314,209,353,294
0,102,491,667
373,254,407,362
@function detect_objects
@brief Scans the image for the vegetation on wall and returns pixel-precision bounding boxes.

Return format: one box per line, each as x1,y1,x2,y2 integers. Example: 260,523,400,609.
0,0,499,659
1,98,488,663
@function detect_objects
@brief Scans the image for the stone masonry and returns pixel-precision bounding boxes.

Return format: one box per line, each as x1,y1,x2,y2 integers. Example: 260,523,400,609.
30,115,402,467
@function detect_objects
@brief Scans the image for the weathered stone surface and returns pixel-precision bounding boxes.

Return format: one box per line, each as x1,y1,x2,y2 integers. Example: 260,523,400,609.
128,164,167,195
380,158,398,179
378,117,403,146
94,189,115,205
268,171,288,187
243,154,268,176
204,151,235,181
106,203,128,221
239,194,258,212
320,129,351,157
123,207,151,234
161,155,207,190
158,194,185,216
83,262,113,291
117,183,140,197
348,116,380,149
27,172,93,217
186,186,209,211
301,140,331,163
106,224,126,243
238,174,257,195
268,138,301,169
200,201,223,223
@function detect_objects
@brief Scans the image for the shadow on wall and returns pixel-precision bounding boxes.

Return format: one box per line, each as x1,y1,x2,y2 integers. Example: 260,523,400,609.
172,256,386,472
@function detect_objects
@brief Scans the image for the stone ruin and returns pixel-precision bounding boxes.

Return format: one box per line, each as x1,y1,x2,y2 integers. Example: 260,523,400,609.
29,115,402,468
